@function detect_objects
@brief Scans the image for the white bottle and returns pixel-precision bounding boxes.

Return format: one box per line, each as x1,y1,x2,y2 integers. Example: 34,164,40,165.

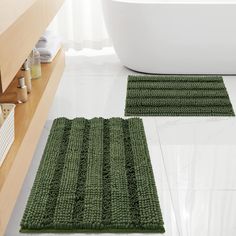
30,48,42,79
17,77,28,103
22,59,32,93
0,105,4,127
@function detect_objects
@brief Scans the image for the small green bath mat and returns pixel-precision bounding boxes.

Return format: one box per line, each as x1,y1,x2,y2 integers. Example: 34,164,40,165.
21,118,165,233
125,75,235,116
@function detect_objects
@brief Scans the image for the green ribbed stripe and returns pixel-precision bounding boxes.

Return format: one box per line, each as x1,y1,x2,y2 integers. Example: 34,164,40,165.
72,120,90,224
128,81,225,90
21,118,70,229
126,98,231,107
42,119,72,227
125,75,235,116
83,118,104,225
128,119,164,229
109,118,131,227
21,118,165,233
127,89,229,98
101,119,112,225
122,120,141,227
128,75,224,82
53,118,86,228
126,106,234,116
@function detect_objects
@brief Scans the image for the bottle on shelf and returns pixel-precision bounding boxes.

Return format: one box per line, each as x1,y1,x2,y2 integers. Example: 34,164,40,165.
0,105,4,127
21,59,32,93
30,48,42,79
17,77,28,103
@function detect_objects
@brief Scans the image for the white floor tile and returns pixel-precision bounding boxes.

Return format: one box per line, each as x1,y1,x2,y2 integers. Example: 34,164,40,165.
156,117,236,145
64,48,127,77
158,144,236,190
169,190,236,236
49,75,128,119
223,76,236,104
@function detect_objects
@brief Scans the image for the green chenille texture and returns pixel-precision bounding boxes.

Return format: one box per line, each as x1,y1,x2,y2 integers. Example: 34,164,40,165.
20,117,165,233
125,75,235,116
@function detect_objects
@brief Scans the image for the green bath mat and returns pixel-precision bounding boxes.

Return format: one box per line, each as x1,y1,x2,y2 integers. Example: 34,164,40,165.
125,75,235,116
21,118,165,233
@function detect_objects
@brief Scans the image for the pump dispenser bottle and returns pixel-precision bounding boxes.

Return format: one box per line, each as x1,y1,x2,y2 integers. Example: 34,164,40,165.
17,77,28,103
0,105,4,127
21,59,32,93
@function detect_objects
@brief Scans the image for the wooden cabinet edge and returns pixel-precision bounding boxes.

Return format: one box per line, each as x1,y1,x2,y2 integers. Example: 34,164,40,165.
0,51,65,235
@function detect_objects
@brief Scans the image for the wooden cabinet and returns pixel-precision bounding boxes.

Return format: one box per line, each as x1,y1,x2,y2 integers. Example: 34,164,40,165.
0,0,65,234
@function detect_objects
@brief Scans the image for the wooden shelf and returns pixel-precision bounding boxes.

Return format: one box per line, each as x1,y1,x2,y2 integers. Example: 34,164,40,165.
0,49,65,234
0,0,64,92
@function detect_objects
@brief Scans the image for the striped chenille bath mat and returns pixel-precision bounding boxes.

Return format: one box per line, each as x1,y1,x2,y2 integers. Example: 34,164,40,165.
125,75,235,116
20,118,165,233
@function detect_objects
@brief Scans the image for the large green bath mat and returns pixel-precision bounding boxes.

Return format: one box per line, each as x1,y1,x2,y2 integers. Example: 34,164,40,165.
21,118,165,233
125,75,235,116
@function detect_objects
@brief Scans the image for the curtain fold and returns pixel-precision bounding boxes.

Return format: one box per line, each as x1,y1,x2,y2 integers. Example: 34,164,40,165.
48,0,111,50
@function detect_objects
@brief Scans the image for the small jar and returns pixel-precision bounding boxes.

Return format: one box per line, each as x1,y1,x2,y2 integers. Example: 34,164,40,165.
17,77,28,103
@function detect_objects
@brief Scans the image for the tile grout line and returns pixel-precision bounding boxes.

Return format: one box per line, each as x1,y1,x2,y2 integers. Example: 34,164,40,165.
154,119,182,236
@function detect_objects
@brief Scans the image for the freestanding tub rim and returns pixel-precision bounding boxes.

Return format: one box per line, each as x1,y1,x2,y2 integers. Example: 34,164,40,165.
103,0,236,74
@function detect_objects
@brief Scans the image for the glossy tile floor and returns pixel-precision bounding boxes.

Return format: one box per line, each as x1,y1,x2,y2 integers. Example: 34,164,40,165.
6,48,236,236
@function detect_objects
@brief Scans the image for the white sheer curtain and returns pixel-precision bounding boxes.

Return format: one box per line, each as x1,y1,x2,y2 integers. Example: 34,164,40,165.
48,0,111,50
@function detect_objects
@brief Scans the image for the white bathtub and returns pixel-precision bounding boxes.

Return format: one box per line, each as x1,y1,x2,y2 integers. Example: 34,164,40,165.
102,0,236,74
